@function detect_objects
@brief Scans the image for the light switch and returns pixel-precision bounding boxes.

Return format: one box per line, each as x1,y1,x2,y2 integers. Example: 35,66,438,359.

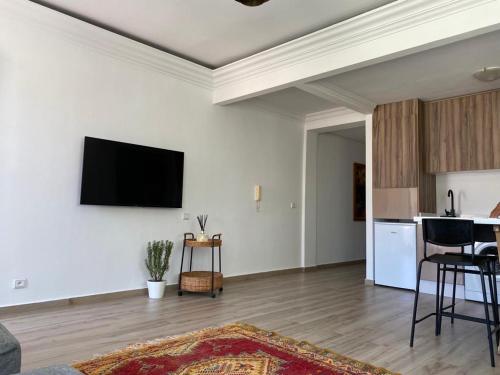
290,202,297,209
12,279,27,289
182,212,190,221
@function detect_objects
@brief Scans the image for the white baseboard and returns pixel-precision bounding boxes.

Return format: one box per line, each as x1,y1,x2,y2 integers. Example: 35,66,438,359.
420,280,465,299
465,290,488,302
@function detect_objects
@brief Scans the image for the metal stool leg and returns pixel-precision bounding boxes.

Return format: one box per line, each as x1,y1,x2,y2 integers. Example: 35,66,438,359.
410,259,425,347
487,263,497,320
435,263,441,336
219,245,223,292
491,261,500,346
189,247,194,271
451,265,457,324
438,266,447,335
486,262,499,346
480,267,495,367
211,244,215,298
178,241,186,296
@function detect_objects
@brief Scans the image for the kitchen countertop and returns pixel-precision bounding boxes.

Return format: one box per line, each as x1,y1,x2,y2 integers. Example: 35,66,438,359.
374,218,416,224
413,215,500,225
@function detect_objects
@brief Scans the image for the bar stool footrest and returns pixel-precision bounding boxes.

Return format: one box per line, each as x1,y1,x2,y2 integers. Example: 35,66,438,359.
441,311,490,325
415,312,436,324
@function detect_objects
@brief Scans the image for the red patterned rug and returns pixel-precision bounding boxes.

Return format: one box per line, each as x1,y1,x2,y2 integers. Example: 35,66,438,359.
73,323,397,375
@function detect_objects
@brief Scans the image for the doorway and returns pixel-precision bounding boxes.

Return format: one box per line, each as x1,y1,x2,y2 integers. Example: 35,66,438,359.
315,126,366,265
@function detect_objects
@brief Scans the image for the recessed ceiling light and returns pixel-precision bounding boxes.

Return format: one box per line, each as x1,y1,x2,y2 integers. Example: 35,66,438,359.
473,67,500,82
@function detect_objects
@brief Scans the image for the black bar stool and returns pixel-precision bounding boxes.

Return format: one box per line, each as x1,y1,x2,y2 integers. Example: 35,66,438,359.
410,219,498,367
445,224,499,344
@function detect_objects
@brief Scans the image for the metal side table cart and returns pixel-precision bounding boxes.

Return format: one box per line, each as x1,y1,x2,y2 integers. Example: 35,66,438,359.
178,233,223,298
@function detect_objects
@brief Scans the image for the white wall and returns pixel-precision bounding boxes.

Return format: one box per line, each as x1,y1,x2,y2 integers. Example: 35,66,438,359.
365,115,374,280
316,133,366,265
302,131,318,267
0,10,303,307
436,170,500,217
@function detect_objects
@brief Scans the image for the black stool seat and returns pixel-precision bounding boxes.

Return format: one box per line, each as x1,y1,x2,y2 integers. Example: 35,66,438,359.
427,253,490,267
444,252,499,271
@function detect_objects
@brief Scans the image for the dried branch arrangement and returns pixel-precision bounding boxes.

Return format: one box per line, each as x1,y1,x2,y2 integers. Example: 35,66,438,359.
197,214,208,232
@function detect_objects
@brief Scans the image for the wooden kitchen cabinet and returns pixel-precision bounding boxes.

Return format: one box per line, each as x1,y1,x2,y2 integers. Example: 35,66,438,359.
424,89,500,173
373,99,419,188
373,99,436,219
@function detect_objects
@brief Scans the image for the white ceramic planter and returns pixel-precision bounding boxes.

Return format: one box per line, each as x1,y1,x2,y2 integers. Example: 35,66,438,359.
147,280,166,299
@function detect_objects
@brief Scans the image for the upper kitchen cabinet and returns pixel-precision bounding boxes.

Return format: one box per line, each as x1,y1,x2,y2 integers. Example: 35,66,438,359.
373,99,436,218
424,89,500,173
373,99,419,188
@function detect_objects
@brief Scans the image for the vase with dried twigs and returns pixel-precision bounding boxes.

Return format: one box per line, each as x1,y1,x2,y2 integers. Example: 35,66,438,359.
196,214,208,242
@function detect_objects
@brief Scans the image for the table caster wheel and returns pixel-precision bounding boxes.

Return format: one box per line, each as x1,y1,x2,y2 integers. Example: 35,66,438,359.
178,291,183,296
219,287,223,292
211,293,216,298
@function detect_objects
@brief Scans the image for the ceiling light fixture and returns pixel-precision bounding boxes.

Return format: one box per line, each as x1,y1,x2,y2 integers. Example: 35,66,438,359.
473,67,500,82
235,0,270,6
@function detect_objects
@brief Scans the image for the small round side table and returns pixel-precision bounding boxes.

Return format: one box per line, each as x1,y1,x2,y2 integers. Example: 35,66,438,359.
178,233,222,298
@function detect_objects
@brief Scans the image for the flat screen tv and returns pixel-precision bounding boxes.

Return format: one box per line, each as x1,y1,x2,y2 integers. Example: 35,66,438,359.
80,137,184,208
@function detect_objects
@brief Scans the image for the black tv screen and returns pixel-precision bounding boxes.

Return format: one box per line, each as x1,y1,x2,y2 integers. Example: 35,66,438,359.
80,137,184,208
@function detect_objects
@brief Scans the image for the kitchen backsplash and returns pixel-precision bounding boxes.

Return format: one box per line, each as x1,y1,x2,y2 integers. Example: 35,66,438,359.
436,169,500,217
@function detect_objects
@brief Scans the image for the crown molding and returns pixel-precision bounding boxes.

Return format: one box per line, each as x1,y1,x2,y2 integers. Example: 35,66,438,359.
1,0,213,90
296,82,375,114
4,0,499,109
213,0,500,104
305,107,366,131
214,0,494,86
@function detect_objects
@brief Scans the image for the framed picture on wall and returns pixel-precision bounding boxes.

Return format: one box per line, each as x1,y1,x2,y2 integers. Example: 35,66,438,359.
353,163,366,221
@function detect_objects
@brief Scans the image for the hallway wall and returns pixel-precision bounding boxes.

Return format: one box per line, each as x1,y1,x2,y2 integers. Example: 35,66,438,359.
316,133,366,265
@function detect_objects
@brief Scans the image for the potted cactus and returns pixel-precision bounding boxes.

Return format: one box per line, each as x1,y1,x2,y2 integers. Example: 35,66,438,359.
145,240,173,299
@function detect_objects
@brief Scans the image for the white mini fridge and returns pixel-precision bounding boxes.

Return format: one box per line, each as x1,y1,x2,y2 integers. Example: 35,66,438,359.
374,222,417,290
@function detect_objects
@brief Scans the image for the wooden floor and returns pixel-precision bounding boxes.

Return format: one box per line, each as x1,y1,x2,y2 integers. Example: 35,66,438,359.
2,263,500,374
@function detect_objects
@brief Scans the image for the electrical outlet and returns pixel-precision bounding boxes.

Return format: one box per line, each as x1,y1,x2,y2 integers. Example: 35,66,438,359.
12,279,27,289
182,212,190,221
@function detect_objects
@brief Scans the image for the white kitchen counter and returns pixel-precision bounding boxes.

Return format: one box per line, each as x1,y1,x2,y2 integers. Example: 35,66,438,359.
413,216,500,225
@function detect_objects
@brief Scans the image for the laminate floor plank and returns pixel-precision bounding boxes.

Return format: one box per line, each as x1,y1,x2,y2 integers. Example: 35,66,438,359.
1,264,499,374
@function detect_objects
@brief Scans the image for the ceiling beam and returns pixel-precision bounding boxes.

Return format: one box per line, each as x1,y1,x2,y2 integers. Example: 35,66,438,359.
296,82,375,114
213,0,500,105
